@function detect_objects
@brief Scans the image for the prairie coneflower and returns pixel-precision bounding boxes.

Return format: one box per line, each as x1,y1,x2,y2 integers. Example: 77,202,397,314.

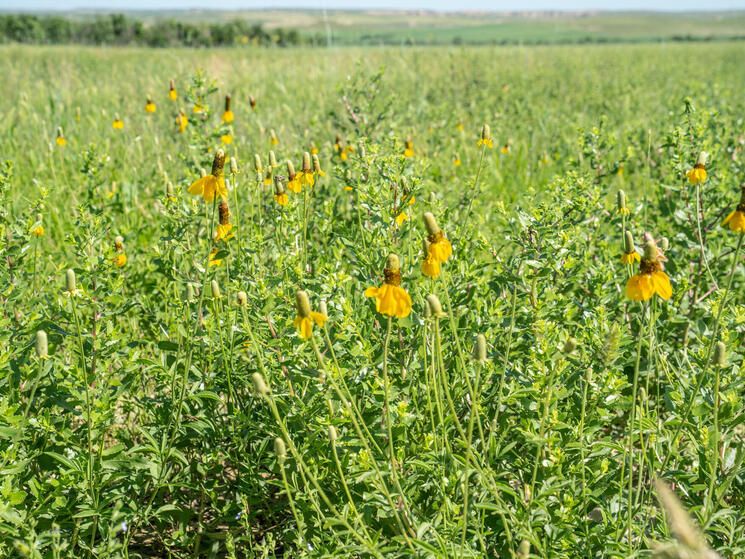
501,142,511,155
293,290,327,339
270,129,279,146
686,151,707,185
31,215,44,237
457,121,464,131
625,237,672,301
215,199,234,241
249,95,256,110
722,184,745,232
188,150,227,203
364,254,412,318
478,124,493,148
404,140,414,158
221,130,233,144
112,235,127,267
209,247,222,267
617,190,629,215
454,153,461,166
621,231,640,264
145,97,156,113
112,114,124,130
193,104,203,114
177,112,188,133
56,127,66,146
423,212,453,264
222,94,234,123
297,153,315,188
286,160,301,193
169,79,178,100
421,239,440,279
274,177,288,206
312,154,325,178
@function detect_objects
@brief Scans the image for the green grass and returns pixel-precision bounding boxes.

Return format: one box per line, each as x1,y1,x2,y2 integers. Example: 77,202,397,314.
2,41,745,558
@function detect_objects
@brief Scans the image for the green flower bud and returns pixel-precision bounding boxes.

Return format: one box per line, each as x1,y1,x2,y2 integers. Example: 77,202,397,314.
35,330,48,358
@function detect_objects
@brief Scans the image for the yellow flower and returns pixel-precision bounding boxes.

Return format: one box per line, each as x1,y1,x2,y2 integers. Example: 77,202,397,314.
193,104,203,114
621,251,640,264
311,146,319,154
177,112,188,133
423,213,453,264
625,239,672,301
501,143,511,154
686,152,708,185
478,124,492,148
422,253,440,279
215,200,234,241
209,248,222,267
286,161,301,193
112,253,127,267
396,211,409,226
274,192,288,206
222,110,234,123
404,141,414,158
145,98,156,113
454,157,461,166
32,225,44,237
264,169,272,185
56,127,66,146
215,223,233,240
457,122,463,131
221,134,233,144
169,89,178,100
293,290,327,338
408,195,416,206
618,207,630,216
188,150,227,203
477,138,493,148
270,129,279,145
112,118,124,130
722,187,745,232
344,186,353,192
364,254,412,318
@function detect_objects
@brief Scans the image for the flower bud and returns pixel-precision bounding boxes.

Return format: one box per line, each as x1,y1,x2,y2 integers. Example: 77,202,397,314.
252,372,270,396
65,269,76,292
230,157,238,174
696,151,708,167
714,341,726,367
274,437,286,460
426,294,445,318
623,231,634,254
428,192,437,204
481,124,491,142
518,540,531,559
270,129,278,143
385,253,400,272
562,337,578,355
473,334,488,363
210,280,221,299
319,300,328,318
200,168,207,178
35,330,48,358
185,283,194,303
661,237,669,252
643,237,658,261
328,425,338,442
312,153,322,174
617,189,627,212
254,154,262,172
359,141,366,159
302,152,311,173
236,291,247,307
286,160,296,180
295,290,311,318
423,212,441,236
166,182,175,200
212,149,226,176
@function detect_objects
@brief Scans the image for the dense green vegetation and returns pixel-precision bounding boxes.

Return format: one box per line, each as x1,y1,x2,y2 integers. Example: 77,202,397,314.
1,42,745,558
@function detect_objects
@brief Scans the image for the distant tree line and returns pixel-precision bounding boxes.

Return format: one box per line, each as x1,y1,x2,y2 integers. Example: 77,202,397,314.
0,13,309,47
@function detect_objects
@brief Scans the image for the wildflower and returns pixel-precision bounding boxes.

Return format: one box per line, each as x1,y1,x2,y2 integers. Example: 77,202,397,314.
421,239,440,279
269,150,278,168
454,153,461,166
221,133,233,144
423,212,453,264
209,247,222,267
215,199,233,241
56,127,66,146
193,104,203,114
222,94,234,123
293,290,327,339
166,182,176,203
625,237,672,301
457,121,463,131
335,135,355,161
270,129,278,145
396,211,409,226
312,154,325,177
501,142,511,154
478,124,493,148
722,184,745,232
112,114,124,130
253,154,264,177
364,254,412,318
169,79,178,100
621,231,640,264
310,144,319,155
686,151,707,185
249,95,256,110
177,112,188,133
286,160,301,193
188,150,227,203
211,280,221,299
145,97,156,113
404,140,414,158
230,157,239,175
35,330,48,359
617,190,629,215
112,235,126,267
274,177,288,206
31,215,44,237
297,153,315,188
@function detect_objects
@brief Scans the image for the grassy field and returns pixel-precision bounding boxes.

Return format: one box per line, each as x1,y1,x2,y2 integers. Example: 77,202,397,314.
30,9,745,44
2,41,745,557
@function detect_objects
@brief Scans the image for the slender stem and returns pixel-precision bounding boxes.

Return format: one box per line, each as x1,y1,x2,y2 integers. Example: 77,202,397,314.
382,317,396,470
627,302,647,553
459,144,487,232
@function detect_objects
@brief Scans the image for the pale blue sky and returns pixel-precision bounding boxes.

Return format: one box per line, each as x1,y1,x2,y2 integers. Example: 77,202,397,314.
3,0,745,11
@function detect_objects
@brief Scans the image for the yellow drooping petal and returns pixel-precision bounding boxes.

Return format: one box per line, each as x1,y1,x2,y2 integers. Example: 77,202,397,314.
422,255,440,278
215,223,233,241
686,167,706,185
287,178,301,194
112,119,124,130
365,284,412,318
297,170,315,188
723,210,745,232
477,138,493,148
311,312,327,327
56,137,66,146
145,103,156,113
620,251,640,264
188,174,226,203
222,110,234,123
169,89,178,100
651,271,672,300
625,274,654,301
396,212,409,226
112,253,127,267
274,193,288,206
429,236,453,264
293,316,313,339
209,248,222,267
221,134,233,144
32,225,44,237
